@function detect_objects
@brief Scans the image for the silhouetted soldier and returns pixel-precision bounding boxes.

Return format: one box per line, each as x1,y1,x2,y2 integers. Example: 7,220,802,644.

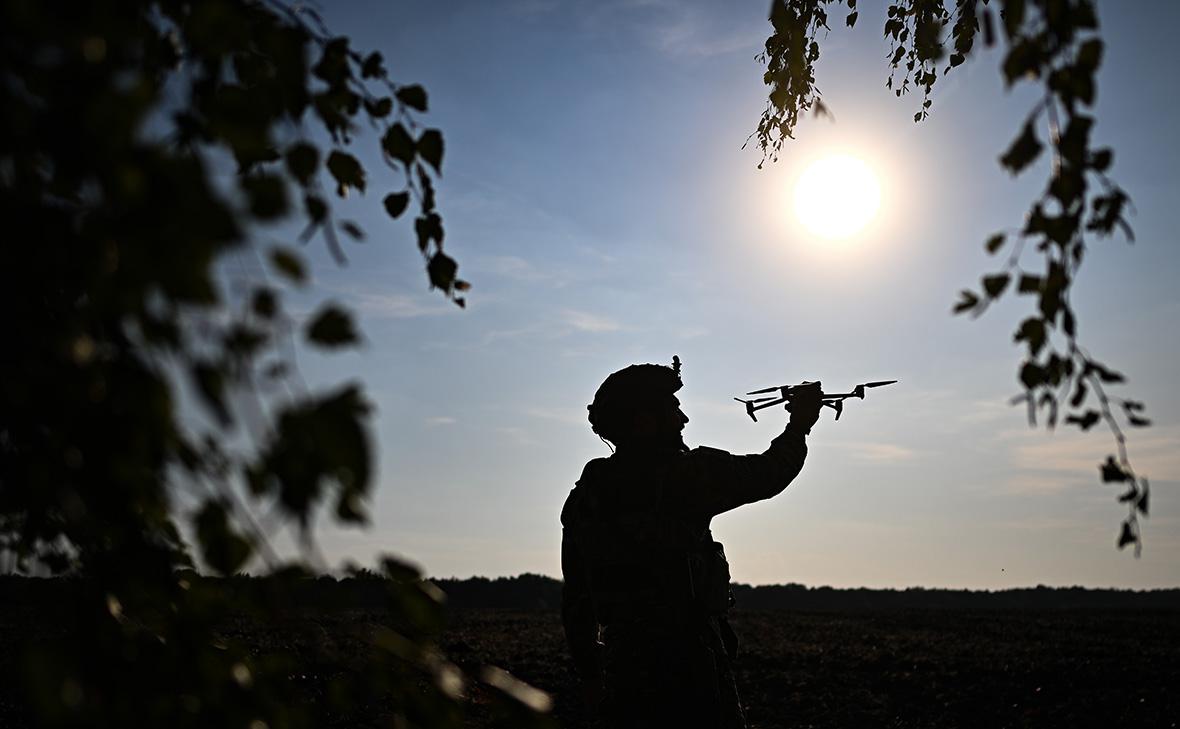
561,360,822,728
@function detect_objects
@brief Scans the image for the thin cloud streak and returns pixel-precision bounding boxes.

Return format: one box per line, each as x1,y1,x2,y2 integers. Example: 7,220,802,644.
851,442,919,462
1007,425,1180,477
573,0,764,58
998,425,1180,495
478,255,549,282
562,309,621,333
644,3,762,58
497,426,540,446
338,289,454,320
526,407,585,426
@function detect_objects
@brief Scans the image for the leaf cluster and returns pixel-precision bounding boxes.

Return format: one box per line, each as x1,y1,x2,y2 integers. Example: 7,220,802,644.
0,1,542,726
945,0,1146,552
748,0,842,165
756,0,1150,552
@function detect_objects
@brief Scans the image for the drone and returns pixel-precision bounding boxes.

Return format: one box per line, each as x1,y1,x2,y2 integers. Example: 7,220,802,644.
734,380,898,422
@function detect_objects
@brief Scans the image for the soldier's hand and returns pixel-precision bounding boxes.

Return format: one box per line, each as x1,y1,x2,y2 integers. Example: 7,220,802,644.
787,381,823,432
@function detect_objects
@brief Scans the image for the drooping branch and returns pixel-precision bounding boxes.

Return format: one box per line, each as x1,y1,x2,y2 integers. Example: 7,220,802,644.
756,0,1151,551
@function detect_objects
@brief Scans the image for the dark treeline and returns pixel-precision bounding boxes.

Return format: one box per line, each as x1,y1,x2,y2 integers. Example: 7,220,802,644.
433,574,564,610
4,574,1179,612
729,582,1180,610
434,576,1180,611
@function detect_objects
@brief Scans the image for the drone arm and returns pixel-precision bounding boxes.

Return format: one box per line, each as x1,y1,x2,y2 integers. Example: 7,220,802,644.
748,396,788,413
827,400,844,420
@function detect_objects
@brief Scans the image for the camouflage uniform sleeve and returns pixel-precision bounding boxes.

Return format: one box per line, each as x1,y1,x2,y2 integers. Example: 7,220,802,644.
560,475,602,680
680,423,809,518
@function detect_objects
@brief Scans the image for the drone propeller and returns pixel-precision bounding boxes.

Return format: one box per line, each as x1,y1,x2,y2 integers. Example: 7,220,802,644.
862,380,898,388
734,396,780,408
746,381,821,396
745,385,781,395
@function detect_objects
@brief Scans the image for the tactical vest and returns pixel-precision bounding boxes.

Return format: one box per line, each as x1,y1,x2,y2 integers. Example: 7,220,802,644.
574,456,733,626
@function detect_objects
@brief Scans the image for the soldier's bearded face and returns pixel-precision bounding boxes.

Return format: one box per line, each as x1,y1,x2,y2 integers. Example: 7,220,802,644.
631,395,688,450
669,398,690,450
671,396,689,433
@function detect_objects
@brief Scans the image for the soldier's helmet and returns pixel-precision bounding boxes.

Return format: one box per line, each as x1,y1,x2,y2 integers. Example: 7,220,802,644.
587,357,682,445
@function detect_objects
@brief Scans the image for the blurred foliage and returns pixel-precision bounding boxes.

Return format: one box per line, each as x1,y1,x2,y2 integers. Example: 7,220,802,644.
0,0,549,726
754,0,1151,552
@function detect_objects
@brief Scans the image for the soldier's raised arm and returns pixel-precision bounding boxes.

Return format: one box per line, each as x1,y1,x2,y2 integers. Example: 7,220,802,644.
679,384,824,518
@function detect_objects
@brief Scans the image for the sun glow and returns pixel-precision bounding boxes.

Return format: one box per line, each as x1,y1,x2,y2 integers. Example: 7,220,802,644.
794,155,881,239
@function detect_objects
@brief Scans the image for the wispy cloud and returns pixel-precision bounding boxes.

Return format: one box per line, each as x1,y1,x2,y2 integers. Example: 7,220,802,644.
337,290,453,320
479,255,549,282
497,426,540,446
571,0,763,59
676,326,710,340
1001,472,1094,495
425,416,457,427
954,397,1021,426
645,3,761,58
418,307,622,353
562,309,621,333
481,323,553,346
526,407,585,426
1002,425,1180,494
470,254,576,289
851,442,919,462
1009,433,1109,475
505,0,763,59
994,515,1108,535
1008,426,1180,473
559,346,597,359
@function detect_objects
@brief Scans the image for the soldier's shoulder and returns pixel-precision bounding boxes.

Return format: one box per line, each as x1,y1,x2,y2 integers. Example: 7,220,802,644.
577,456,613,486
561,458,611,527
559,485,588,528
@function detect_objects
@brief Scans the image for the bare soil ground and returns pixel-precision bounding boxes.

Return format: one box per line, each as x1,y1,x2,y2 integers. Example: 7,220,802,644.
3,606,1177,728
443,608,1180,729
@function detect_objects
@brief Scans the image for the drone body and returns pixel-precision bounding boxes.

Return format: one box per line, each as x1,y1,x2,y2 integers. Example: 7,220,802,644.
734,380,898,422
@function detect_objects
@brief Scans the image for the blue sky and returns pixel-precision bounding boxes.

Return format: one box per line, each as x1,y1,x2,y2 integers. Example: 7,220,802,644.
267,0,1179,588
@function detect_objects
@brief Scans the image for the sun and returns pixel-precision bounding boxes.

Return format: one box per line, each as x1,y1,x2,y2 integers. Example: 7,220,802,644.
794,154,881,239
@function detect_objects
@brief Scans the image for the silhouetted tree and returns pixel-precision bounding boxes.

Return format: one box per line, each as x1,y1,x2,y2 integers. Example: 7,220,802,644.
752,0,1151,552
0,2,548,726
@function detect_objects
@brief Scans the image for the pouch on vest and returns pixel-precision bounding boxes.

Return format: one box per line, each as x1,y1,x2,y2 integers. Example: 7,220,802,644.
689,539,732,616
